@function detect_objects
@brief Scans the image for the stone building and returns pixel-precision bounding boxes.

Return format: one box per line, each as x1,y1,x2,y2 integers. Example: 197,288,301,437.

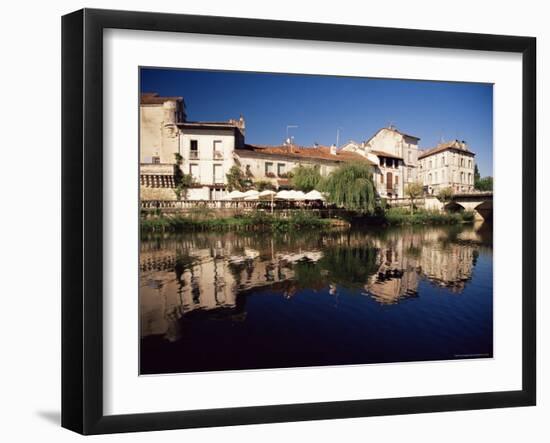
235,144,369,189
140,92,367,201
340,126,421,199
140,93,476,202
341,127,477,198
140,92,245,200
417,140,476,194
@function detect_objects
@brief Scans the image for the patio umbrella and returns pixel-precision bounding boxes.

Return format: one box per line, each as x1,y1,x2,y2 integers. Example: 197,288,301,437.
289,190,306,201
258,190,277,199
259,189,277,213
226,190,246,200
276,190,292,200
243,189,260,197
304,190,325,201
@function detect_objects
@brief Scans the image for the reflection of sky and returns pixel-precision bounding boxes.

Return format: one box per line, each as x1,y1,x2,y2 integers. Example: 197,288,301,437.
141,68,494,177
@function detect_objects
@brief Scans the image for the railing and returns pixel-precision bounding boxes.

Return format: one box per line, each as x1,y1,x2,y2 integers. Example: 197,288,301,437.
386,197,426,208
141,199,343,213
141,200,261,210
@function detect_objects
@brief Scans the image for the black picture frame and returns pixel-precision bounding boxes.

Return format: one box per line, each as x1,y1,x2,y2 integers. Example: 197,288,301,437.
62,8,536,435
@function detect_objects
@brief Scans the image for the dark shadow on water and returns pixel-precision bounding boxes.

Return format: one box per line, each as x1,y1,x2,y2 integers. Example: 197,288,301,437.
36,410,61,426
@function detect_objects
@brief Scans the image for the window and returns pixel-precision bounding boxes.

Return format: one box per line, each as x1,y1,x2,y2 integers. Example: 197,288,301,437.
395,175,399,185
460,172,465,183
151,156,160,164
210,187,225,200
460,158,465,167
190,140,198,159
213,140,223,159
428,173,432,184
434,172,438,184
469,159,472,168
213,164,223,184
265,162,274,177
189,164,199,181
429,160,432,169
408,151,411,163
277,163,286,176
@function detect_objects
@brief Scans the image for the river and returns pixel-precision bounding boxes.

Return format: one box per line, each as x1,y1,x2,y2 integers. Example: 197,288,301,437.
140,223,493,374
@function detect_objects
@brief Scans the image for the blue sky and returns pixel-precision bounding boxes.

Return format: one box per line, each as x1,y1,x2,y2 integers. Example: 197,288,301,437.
140,68,493,177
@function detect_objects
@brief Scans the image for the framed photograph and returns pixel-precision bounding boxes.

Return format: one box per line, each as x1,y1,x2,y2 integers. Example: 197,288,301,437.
62,8,536,435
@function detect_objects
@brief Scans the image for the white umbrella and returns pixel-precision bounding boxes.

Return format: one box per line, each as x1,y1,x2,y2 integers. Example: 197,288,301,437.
276,190,292,200
243,189,259,197
289,190,306,201
258,189,277,213
226,190,246,200
244,195,259,201
258,190,276,198
304,190,325,201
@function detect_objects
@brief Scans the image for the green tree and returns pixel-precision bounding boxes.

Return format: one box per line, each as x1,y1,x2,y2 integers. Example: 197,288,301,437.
254,180,276,192
319,162,376,213
437,186,454,203
474,164,481,183
290,165,322,192
173,152,194,200
226,165,248,192
174,173,194,200
405,182,424,215
475,176,493,191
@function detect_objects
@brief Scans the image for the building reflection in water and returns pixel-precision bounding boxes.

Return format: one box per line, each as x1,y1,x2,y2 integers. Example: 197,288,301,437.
140,223,492,341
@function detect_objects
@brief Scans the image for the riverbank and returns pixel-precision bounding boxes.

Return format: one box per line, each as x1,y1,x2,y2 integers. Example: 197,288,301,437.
140,211,335,233
382,208,476,225
140,208,475,233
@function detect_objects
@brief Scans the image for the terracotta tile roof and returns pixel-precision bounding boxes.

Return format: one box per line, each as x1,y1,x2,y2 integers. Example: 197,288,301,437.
418,140,475,159
140,92,183,105
237,144,375,165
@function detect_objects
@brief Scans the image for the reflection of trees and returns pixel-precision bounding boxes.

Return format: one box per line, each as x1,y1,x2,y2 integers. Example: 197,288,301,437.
318,246,378,288
140,223,490,340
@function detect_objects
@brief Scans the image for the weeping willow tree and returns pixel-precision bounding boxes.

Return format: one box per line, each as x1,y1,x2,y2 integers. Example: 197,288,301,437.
320,162,376,213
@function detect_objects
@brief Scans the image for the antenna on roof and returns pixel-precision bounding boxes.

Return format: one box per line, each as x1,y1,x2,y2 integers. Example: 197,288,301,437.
336,127,343,147
286,125,298,145
388,121,396,130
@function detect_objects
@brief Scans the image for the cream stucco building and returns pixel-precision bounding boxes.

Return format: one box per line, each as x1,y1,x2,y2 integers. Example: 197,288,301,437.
341,126,421,199
140,93,367,201
140,93,476,202
417,140,476,194
341,127,476,198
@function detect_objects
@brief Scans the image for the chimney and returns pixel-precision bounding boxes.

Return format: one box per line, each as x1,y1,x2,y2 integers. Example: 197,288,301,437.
239,115,245,130
461,140,467,150
330,144,337,156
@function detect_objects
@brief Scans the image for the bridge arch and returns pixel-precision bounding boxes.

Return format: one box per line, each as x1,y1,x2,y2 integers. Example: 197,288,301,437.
444,201,466,213
473,200,493,221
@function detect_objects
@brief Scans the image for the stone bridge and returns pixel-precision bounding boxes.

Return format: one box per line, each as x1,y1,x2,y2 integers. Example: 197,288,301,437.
445,192,493,221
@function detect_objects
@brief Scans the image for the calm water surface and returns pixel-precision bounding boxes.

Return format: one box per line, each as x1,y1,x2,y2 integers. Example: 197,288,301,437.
140,223,493,374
